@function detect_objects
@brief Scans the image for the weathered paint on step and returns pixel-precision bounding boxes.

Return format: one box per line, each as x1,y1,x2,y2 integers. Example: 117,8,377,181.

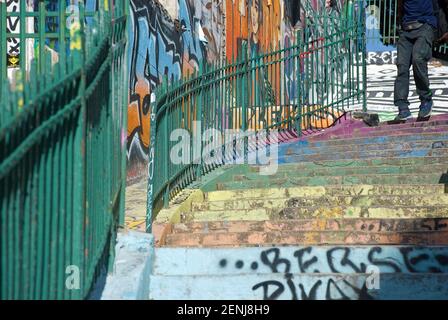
280,147,448,163
172,218,448,234
234,163,448,181
217,173,448,190
206,185,447,202
164,230,448,247
292,132,448,149
192,194,448,212
309,125,448,141
276,205,448,220
149,273,448,300
282,140,448,156
152,246,448,275
250,156,448,173
189,205,448,222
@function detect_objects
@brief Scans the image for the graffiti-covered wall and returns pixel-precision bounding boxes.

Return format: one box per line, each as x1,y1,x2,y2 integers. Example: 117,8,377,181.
126,0,313,182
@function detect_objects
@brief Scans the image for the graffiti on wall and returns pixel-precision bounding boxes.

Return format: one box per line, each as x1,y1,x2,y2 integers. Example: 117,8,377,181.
6,0,21,68
127,0,209,181
218,246,448,300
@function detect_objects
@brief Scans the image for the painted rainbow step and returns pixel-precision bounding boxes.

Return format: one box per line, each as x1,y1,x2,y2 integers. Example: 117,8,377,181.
188,206,448,222
215,173,448,190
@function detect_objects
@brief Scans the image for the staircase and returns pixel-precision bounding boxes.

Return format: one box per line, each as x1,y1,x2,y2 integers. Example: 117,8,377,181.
149,114,448,300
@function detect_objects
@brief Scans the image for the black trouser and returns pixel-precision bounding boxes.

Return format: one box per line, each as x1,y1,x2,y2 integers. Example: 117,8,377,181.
394,23,435,111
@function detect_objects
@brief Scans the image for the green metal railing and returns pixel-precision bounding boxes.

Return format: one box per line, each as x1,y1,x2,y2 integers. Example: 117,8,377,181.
146,0,367,232
0,0,128,300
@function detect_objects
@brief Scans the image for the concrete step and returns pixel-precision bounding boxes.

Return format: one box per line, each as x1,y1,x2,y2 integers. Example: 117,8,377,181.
171,218,448,234
309,125,448,141
275,205,448,220
206,185,447,202
281,140,448,156
357,118,448,132
250,156,448,173
291,132,448,149
234,163,448,181
216,173,448,190
279,147,448,163
149,273,448,299
164,230,448,247
188,205,448,222
152,246,448,275
192,194,448,212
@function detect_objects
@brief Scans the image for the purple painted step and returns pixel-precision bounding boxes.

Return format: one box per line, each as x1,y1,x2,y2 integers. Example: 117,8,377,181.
299,113,448,142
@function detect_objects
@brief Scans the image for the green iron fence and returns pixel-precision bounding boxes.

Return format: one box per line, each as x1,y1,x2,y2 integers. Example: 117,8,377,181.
146,0,368,232
0,0,128,299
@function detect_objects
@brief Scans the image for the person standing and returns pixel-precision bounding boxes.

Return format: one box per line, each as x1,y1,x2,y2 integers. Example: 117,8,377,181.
394,0,444,121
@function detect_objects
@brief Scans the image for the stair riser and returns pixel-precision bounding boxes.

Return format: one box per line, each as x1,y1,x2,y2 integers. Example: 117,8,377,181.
190,206,448,222
173,218,448,234
250,156,448,173
237,164,448,181
149,274,448,300
279,148,448,163
153,246,448,275
217,174,448,190
192,195,448,212
294,132,448,149
281,140,448,156
165,230,448,247
207,185,447,202
308,116,448,138
309,126,448,141
276,206,448,220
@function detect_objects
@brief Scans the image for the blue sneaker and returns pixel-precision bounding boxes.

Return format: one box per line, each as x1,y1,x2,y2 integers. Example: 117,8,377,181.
418,100,433,119
394,108,413,121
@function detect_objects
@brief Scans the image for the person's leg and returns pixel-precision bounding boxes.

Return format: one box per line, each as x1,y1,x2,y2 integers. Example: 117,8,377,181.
394,30,413,115
412,24,434,105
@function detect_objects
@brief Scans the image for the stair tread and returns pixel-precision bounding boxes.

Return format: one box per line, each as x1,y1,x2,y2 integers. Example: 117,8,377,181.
172,218,448,234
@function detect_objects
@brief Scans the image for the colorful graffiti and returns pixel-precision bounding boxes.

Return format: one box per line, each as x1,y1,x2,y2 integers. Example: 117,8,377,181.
125,0,368,183
127,0,210,182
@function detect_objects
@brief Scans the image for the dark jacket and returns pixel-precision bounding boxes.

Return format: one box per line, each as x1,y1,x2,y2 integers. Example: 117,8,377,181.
397,0,448,26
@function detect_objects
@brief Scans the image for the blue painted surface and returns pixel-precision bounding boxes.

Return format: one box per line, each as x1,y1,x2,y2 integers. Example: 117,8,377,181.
149,273,448,300
153,247,448,276
100,232,154,300
150,246,448,300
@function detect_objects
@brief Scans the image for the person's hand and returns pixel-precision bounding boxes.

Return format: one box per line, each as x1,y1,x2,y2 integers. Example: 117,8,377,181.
325,0,332,8
436,32,448,44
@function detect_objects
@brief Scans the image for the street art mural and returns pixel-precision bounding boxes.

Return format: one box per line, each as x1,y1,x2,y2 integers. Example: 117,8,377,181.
126,0,355,182
127,0,210,182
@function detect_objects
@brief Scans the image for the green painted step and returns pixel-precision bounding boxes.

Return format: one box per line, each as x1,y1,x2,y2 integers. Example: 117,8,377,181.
233,163,448,181
200,157,448,191
250,156,448,173
192,194,448,212
188,206,448,222
206,185,447,202
216,173,448,190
